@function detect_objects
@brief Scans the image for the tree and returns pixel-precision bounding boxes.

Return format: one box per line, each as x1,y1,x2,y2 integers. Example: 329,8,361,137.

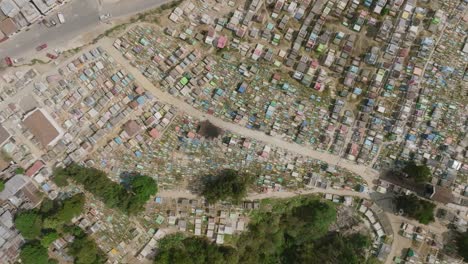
403,162,431,183
20,241,51,264
53,164,157,214
155,236,237,264
456,231,468,262
125,175,158,214
42,193,85,229
0,180,4,192
154,196,372,264
14,211,43,240
202,169,253,204
41,231,59,248
68,235,106,264
395,194,435,224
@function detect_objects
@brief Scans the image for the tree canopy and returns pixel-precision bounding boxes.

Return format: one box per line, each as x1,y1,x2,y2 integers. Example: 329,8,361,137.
395,194,435,224
68,229,106,264
155,196,372,264
14,211,43,240
0,179,5,192
403,162,431,183
40,231,59,248
43,194,86,229
53,164,157,214
456,231,468,262
201,169,253,204
20,241,54,264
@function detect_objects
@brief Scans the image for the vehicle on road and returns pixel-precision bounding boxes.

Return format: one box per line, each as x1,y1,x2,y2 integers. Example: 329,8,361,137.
46,53,58,59
4,57,12,66
50,19,57,26
36,43,48,51
41,19,51,27
57,13,65,24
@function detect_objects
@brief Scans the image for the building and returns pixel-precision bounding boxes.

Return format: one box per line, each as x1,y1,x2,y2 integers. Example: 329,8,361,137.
0,210,23,264
0,0,20,17
0,125,11,146
25,160,45,177
0,174,41,208
22,108,64,148
123,120,141,138
0,18,18,37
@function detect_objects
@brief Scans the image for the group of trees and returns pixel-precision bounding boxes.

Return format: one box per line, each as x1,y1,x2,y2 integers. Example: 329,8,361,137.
15,194,86,264
53,164,157,214
201,169,253,204
395,193,436,224
403,162,432,183
456,231,468,262
67,226,106,264
155,197,375,264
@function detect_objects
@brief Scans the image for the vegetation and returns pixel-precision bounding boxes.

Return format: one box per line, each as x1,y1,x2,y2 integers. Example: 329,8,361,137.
202,169,253,204
155,196,373,264
14,211,43,239
0,179,4,192
19,241,53,264
403,161,431,183
53,164,157,214
68,228,106,264
395,194,436,224
15,194,88,264
14,167,25,174
40,231,59,248
456,231,468,262
43,194,85,229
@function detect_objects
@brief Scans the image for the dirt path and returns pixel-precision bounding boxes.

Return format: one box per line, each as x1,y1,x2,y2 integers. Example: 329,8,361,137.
99,37,380,188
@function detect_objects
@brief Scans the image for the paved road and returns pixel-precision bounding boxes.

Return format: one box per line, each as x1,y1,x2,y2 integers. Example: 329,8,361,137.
100,37,380,188
0,0,172,59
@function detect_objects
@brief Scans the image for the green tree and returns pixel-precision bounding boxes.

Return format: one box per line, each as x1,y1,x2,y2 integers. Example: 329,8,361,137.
456,231,468,262
0,180,4,192
68,235,106,264
403,162,431,183
395,194,435,224
20,241,51,264
14,211,43,240
202,169,253,204
154,196,371,264
125,175,158,214
41,231,59,248
42,193,85,229
53,164,157,214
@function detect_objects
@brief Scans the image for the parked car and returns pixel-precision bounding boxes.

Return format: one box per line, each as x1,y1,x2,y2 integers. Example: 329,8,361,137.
41,19,51,27
50,19,57,26
36,43,48,51
58,13,65,24
4,57,12,66
46,53,58,59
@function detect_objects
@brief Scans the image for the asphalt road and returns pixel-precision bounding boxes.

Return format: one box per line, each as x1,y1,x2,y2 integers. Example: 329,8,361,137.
0,0,172,59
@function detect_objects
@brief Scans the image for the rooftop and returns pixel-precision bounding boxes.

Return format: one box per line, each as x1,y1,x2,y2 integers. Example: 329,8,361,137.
22,108,64,148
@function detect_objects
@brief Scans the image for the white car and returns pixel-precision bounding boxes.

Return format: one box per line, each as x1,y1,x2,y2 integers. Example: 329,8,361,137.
57,13,65,24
